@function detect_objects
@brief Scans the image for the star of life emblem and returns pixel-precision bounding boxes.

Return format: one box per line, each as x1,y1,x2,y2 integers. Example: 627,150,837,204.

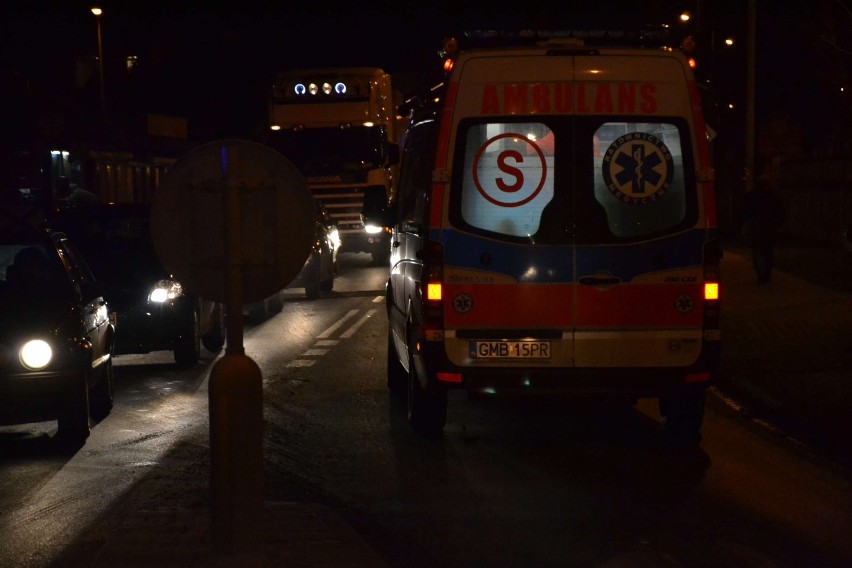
453,293,473,313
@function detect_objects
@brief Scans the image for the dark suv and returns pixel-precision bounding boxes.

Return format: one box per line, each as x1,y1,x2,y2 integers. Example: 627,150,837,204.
52,204,225,365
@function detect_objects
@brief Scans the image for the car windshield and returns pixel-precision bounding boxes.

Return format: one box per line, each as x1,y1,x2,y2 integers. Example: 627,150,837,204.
0,241,69,310
69,213,166,288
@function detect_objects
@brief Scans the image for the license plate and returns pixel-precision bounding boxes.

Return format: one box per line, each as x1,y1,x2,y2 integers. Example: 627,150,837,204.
471,340,551,359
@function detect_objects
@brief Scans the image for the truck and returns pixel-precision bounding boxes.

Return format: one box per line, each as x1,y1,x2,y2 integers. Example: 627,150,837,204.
265,67,403,263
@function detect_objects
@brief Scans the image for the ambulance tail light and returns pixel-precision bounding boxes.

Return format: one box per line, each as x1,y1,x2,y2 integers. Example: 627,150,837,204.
704,282,719,301
702,239,721,333
420,240,444,340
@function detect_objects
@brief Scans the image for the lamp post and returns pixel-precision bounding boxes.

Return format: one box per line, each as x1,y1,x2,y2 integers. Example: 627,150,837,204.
91,7,105,117
745,0,756,195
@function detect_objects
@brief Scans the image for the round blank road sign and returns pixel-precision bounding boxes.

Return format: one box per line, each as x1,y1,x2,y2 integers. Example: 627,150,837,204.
150,139,315,303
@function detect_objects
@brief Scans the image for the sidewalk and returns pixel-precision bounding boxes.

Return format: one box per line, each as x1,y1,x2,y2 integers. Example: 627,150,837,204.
716,248,852,470
53,431,389,568
54,246,852,567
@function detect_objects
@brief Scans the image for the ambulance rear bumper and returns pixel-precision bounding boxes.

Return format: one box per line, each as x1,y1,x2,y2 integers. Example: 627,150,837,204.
418,340,720,398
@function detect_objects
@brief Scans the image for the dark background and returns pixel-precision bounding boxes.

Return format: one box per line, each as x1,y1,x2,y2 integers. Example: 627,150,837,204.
2,1,851,161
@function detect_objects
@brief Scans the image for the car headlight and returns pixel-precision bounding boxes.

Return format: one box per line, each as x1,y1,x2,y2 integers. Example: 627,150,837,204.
329,227,342,251
364,224,383,234
20,339,53,370
148,279,183,303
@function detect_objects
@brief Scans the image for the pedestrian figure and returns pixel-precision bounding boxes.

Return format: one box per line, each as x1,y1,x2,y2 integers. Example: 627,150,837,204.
743,161,785,284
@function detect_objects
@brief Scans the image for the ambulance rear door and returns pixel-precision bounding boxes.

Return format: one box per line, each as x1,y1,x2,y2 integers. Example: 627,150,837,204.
441,52,577,371
570,51,706,369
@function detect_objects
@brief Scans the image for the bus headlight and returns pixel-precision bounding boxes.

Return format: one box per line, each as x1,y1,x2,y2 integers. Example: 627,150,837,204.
20,339,53,370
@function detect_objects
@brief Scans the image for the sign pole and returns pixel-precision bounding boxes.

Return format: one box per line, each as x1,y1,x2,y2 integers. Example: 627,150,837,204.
209,142,265,556
149,138,315,558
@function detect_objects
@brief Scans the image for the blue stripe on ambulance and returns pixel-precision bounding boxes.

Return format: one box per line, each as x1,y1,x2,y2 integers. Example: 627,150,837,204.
436,228,708,283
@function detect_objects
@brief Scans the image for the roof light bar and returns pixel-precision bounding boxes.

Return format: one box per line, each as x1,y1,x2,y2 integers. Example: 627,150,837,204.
293,80,350,97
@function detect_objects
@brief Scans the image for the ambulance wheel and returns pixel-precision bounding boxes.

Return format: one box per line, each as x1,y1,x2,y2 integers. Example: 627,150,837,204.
386,331,407,398
659,385,706,446
407,353,447,437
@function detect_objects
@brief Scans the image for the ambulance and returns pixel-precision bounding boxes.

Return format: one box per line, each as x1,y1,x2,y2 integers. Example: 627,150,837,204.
377,30,721,442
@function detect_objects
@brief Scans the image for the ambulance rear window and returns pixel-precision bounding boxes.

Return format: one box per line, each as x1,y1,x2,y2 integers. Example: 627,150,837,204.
457,121,555,238
450,117,696,244
593,121,689,238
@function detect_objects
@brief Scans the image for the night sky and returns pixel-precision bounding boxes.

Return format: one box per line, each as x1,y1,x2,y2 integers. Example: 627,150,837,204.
2,1,849,149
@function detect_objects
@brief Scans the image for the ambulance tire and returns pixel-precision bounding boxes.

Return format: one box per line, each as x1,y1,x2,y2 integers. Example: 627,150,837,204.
659,385,706,446
386,331,407,398
407,353,447,437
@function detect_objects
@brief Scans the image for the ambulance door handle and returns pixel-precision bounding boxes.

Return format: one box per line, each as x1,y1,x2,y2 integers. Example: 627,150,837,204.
578,276,621,286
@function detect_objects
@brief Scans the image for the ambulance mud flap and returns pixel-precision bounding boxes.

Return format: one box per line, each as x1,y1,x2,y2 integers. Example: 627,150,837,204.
407,347,448,436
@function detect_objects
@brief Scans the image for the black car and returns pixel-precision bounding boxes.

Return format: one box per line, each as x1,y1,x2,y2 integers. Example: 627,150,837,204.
245,206,339,320
0,219,115,447
290,213,339,300
52,204,225,365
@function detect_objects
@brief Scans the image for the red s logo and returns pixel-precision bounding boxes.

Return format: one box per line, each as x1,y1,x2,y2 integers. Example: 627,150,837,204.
496,150,524,193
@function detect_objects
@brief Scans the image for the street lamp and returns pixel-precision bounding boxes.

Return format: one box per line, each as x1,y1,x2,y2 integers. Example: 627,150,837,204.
91,7,105,117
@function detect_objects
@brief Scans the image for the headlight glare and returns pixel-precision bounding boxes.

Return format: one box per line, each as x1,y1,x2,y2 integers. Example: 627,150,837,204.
329,227,342,251
149,279,183,303
20,339,52,370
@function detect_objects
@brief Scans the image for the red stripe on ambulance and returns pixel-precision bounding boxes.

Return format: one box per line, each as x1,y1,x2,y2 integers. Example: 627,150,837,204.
687,79,717,229
443,284,573,328
575,284,703,327
481,82,658,115
430,81,458,228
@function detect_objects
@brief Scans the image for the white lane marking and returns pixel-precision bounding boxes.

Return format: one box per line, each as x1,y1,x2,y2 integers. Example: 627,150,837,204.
372,296,384,303
340,309,377,339
303,348,329,356
317,309,359,339
287,306,375,369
